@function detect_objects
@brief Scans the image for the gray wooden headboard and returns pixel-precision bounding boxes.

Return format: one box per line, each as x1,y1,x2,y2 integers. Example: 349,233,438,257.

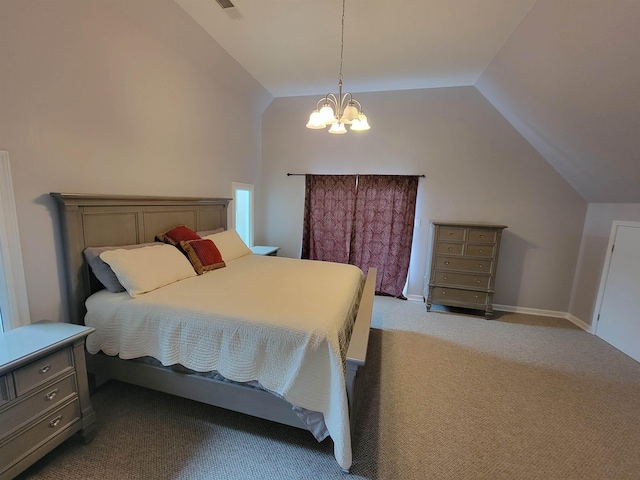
51,193,231,325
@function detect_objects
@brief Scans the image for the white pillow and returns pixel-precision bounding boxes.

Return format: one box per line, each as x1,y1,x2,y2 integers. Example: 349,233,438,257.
204,229,252,262
100,244,196,297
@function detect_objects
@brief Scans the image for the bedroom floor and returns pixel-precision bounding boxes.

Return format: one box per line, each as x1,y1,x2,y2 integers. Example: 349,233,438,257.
15,297,640,480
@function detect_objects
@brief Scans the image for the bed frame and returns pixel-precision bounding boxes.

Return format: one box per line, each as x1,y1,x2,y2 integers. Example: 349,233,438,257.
51,193,375,467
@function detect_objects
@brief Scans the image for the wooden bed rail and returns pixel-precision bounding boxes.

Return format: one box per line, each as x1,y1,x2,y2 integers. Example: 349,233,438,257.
346,267,376,366
345,267,376,434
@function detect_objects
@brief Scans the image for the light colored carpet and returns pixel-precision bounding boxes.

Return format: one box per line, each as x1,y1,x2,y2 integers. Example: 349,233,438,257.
16,297,640,479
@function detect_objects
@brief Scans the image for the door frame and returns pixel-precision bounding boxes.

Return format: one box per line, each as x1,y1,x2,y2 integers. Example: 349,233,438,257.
0,151,31,330
592,220,640,335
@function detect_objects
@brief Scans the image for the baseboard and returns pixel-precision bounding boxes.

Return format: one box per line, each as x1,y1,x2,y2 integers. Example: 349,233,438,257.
396,296,594,333
493,304,594,333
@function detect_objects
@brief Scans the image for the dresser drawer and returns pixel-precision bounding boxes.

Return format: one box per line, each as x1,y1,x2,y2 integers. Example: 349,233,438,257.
0,399,80,474
436,242,463,255
436,256,492,273
433,270,490,289
432,287,488,306
467,229,496,243
13,348,73,397
0,374,77,439
437,227,465,241
466,243,495,258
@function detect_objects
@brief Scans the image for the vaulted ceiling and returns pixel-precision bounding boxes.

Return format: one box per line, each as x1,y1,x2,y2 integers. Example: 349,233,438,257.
176,0,640,203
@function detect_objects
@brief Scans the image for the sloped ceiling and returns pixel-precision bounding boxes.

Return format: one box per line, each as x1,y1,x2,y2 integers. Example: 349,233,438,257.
476,0,640,203
175,0,537,95
176,0,640,203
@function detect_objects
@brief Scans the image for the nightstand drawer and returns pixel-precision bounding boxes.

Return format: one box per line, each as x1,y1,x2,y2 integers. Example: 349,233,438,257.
438,227,465,241
0,399,80,474
0,374,77,439
13,348,73,396
432,287,488,306
436,256,492,273
466,243,495,258
467,229,496,243
436,242,463,255
433,271,490,289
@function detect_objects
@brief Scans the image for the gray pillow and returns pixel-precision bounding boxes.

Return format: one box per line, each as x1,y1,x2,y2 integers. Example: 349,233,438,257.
84,243,162,293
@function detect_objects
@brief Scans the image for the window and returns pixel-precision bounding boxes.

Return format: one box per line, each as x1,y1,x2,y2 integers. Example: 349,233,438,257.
232,182,254,248
0,151,30,331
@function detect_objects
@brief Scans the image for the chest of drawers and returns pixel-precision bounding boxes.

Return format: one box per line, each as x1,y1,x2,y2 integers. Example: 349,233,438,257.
0,321,96,479
425,222,507,319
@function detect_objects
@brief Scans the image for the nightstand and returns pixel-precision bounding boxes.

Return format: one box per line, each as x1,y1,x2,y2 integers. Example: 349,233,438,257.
251,246,280,256
0,321,96,480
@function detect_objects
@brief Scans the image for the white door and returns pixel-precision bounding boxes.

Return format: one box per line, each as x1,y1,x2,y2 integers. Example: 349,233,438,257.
595,222,640,363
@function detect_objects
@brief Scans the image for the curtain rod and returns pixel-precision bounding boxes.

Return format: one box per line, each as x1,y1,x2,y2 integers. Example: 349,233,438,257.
286,173,425,177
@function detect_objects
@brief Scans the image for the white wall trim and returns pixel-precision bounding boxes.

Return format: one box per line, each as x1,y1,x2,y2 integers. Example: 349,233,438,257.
400,295,594,333
0,151,31,330
494,304,593,333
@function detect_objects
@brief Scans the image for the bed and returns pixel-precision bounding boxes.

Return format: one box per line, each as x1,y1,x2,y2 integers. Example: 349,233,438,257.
51,193,376,472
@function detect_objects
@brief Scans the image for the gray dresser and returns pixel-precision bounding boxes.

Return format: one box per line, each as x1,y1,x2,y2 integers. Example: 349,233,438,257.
425,222,507,319
0,321,96,479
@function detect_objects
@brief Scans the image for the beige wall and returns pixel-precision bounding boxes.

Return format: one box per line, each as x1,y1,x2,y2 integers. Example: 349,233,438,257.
260,87,587,312
570,204,640,327
0,0,272,322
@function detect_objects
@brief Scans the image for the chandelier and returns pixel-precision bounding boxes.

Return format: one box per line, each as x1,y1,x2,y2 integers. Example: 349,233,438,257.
306,0,370,134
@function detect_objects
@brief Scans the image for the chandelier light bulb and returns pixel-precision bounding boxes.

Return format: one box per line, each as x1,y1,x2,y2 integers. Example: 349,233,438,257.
350,113,370,131
340,103,360,124
328,122,347,134
319,104,336,124
306,110,327,129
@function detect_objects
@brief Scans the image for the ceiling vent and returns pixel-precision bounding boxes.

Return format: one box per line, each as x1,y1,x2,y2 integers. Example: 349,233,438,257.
214,0,242,20
215,0,235,8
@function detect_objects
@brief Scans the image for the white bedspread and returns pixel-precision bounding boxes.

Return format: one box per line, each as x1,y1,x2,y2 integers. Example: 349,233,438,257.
85,254,364,470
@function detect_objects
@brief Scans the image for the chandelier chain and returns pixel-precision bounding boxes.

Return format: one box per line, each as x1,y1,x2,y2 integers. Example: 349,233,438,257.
338,0,345,85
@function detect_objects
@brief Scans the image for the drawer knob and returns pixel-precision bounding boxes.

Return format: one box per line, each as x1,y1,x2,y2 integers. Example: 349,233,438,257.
49,415,63,428
442,276,448,280
444,261,450,265
478,249,483,253
476,280,481,284
449,233,454,236
477,264,484,268
441,291,446,295
480,234,485,238
448,247,453,251
474,294,479,298
45,388,59,401
39,365,51,374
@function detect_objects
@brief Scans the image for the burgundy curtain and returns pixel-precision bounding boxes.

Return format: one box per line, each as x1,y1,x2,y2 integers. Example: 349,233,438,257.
302,174,418,298
350,175,419,298
301,175,357,263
